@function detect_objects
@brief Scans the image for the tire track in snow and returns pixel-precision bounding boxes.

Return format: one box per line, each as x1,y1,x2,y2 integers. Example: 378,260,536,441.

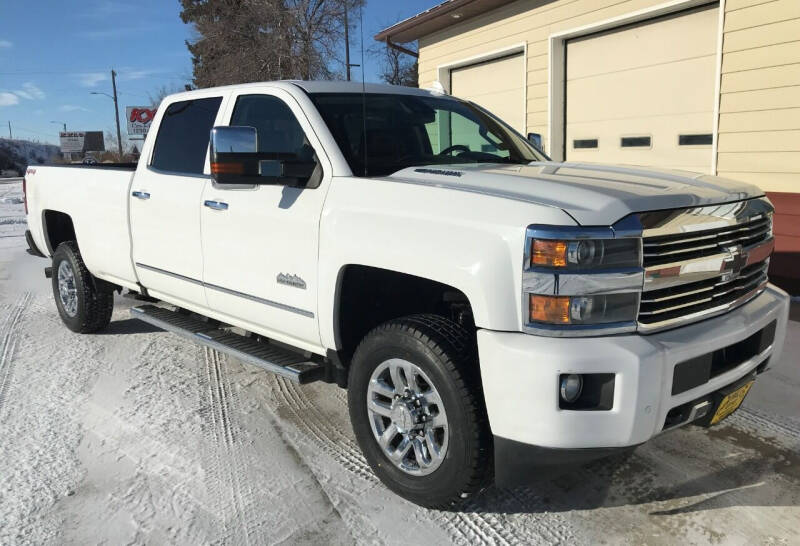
271,376,570,545
198,347,263,545
0,292,30,418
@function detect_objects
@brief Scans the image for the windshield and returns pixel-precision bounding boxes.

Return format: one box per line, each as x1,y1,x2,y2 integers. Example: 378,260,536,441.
309,92,547,177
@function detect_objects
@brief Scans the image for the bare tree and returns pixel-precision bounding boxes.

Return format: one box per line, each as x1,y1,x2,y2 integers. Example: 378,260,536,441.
148,84,188,108
180,0,363,88
374,41,418,87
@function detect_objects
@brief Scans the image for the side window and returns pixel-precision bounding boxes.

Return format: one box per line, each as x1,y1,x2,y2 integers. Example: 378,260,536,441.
230,94,314,160
150,96,222,175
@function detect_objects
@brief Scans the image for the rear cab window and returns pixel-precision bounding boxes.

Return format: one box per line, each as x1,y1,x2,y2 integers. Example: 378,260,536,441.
150,96,223,175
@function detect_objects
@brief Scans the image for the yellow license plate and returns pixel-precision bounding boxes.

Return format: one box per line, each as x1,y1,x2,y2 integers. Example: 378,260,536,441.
710,381,754,425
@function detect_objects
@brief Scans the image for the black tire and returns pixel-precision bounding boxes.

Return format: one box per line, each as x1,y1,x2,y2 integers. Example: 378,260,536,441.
51,241,114,333
348,314,492,509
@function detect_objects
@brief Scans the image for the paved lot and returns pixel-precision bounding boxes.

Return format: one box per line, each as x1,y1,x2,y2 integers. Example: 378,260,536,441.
1,180,798,544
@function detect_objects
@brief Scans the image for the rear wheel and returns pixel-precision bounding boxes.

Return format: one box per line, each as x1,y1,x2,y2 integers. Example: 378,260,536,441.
51,241,114,333
348,314,491,509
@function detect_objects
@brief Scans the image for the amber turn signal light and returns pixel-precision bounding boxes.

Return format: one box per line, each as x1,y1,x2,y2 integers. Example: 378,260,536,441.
531,239,567,267
211,162,244,174
530,294,571,324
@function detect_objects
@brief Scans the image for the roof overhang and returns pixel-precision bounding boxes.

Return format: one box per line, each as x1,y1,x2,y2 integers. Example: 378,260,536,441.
374,0,517,44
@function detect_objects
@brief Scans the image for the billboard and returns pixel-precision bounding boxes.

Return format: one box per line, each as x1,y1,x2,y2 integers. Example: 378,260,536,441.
59,131,105,153
126,106,157,136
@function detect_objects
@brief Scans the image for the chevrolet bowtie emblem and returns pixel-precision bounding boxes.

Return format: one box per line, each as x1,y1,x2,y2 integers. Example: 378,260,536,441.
721,245,747,282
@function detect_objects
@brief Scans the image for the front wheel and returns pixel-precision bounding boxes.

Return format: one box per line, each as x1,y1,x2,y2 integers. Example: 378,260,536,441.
51,241,114,333
348,314,491,509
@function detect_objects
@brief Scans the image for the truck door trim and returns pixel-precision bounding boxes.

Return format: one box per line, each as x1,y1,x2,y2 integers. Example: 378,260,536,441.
135,262,315,319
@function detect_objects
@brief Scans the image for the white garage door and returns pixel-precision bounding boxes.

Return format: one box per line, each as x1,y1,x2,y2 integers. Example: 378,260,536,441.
566,5,719,173
451,53,525,133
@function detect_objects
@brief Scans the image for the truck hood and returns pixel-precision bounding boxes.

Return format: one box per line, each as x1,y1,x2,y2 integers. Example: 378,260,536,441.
382,162,764,226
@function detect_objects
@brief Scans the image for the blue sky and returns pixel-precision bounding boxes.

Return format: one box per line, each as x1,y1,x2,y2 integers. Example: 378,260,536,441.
0,0,437,145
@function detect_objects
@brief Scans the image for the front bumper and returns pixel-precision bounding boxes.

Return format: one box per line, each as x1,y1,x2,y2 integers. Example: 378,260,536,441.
478,284,789,456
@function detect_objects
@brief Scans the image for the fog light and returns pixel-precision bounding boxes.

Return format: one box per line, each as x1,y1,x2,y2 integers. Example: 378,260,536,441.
560,374,583,403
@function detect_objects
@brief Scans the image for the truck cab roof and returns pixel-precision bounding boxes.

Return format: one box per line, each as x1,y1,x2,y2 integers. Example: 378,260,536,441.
163,80,446,104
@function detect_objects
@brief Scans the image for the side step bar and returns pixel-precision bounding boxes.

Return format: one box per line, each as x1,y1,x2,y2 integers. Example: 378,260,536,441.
130,304,324,384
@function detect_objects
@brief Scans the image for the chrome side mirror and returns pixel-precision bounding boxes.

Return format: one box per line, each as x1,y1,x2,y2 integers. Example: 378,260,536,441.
209,125,318,187
211,126,257,155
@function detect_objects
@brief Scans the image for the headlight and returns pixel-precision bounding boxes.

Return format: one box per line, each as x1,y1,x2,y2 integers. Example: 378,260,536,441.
529,294,639,325
531,238,640,269
523,223,644,336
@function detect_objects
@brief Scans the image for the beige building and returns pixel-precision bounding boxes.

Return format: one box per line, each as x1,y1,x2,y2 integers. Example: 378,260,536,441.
377,0,800,293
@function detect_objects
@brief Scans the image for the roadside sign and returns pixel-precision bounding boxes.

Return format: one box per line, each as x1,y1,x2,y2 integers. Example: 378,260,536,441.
126,106,157,136
59,131,105,153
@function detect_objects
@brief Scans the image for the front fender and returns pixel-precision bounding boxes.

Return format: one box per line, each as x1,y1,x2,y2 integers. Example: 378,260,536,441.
317,176,577,350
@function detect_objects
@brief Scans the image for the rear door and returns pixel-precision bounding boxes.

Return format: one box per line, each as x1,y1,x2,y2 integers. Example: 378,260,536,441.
130,94,226,306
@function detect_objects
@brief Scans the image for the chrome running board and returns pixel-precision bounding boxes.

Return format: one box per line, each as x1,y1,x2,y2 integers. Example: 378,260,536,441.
130,304,323,384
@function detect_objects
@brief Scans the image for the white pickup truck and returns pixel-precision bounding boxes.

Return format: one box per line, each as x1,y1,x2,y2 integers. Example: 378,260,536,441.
24,81,789,508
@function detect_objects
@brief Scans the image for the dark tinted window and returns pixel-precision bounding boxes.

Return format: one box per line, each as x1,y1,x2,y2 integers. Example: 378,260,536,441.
621,136,651,148
230,95,311,158
151,97,222,174
679,133,713,146
573,139,598,149
310,93,546,177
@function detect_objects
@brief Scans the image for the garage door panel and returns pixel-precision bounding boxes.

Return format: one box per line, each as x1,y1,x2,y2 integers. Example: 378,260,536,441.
451,53,525,133
566,6,719,172
567,56,716,122
568,113,714,171
567,5,719,80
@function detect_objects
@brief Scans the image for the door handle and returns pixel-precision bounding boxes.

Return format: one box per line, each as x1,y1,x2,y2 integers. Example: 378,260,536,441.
132,190,150,200
204,200,229,211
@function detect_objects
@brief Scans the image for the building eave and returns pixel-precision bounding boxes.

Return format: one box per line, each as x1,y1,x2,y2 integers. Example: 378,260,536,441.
374,0,516,44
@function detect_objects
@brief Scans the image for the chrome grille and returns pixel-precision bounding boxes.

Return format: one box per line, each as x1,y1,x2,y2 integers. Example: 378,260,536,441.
639,262,768,326
637,198,774,333
642,216,771,267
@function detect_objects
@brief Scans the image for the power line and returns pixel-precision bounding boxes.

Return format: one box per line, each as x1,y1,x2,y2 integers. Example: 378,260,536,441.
2,122,59,139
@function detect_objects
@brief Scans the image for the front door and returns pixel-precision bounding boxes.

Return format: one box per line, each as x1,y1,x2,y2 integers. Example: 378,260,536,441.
199,88,331,352
131,94,226,307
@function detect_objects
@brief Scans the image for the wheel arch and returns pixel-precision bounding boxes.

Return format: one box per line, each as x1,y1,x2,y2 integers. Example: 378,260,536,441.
331,264,476,365
42,209,76,254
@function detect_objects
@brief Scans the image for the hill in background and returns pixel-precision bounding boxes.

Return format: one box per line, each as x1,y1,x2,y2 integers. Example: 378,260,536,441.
0,138,60,176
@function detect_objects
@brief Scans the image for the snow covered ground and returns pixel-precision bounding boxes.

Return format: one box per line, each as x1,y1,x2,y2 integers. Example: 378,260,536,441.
1,179,798,545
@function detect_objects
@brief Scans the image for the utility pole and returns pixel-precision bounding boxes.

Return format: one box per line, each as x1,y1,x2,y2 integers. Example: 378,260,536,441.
343,4,360,81
344,5,351,81
111,69,123,159
7,121,11,139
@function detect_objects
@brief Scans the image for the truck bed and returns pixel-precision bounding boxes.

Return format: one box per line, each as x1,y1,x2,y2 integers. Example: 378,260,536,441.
25,164,139,291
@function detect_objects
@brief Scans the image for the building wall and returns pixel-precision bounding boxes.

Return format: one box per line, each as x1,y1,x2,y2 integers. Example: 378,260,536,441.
418,0,799,186
417,0,677,152
716,0,800,292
